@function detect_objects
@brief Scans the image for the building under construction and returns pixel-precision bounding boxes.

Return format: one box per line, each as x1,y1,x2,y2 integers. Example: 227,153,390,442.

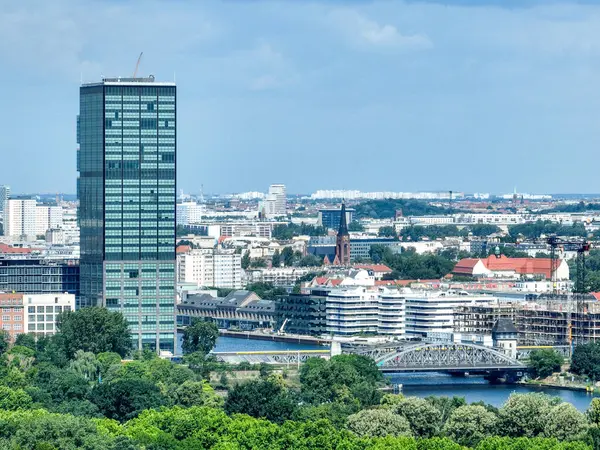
517,294,600,346
454,294,600,346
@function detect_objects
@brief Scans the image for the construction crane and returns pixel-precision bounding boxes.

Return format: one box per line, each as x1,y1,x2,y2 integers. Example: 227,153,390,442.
133,52,143,78
547,235,590,295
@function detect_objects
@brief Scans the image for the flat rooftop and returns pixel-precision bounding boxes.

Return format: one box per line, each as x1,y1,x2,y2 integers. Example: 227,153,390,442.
82,76,175,87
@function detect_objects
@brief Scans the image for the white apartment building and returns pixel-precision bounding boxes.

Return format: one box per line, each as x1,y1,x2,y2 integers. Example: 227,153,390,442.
268,184,286,216
24,293,75,335
177,202,205,225
0,185,9,215
35,206,63,236
405,291,496,338
326,286,405,337
177,248,242,289
4,199,36,238
246,267,317,287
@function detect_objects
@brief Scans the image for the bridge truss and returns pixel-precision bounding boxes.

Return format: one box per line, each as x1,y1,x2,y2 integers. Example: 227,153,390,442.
349,342,526,372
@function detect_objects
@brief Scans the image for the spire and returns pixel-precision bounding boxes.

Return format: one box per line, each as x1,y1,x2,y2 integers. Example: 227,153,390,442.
338,202,348,235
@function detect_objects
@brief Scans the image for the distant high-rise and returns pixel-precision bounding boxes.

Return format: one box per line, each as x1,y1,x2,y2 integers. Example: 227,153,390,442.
268,184,286,216
4,199,36,239
78,76,176,353
0,186,9,216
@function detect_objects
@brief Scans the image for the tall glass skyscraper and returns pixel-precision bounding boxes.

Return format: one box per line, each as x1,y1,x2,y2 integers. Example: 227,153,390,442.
77,76,176,353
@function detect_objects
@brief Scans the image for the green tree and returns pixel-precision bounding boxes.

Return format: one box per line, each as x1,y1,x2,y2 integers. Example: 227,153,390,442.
543,403,588,441
442,405,498,447
529,349,563,379
425,396,466,424
170,380,222,408
498,393,561,438
181,319,218,355
0,386,32,411
571,343,600,381
378,226,397,238
224,378,297,424
0,329,10,355
281,247,295,266
55,307,132,358
298,254,323,267
14,334,36,351
346,408,412,438
395,396,443,438
69,350,101,381
89,379,167,422
348,221,364,232
241,251,251,269
272,249,281,267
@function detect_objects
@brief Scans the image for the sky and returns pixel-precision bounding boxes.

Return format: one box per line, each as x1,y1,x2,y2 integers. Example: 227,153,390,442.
1,0,600,196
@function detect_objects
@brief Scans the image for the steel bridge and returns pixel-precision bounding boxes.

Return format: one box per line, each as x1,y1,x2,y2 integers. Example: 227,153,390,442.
346,341,527,374
212,350,330,365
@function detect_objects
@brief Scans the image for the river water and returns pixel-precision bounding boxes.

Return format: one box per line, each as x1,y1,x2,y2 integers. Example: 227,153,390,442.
190,336,598,411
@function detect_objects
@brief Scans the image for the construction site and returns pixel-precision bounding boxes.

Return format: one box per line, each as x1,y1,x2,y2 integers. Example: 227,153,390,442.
455,235,600,347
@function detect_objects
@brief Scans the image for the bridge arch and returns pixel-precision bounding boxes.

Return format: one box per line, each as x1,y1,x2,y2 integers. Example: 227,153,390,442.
372,342,525,372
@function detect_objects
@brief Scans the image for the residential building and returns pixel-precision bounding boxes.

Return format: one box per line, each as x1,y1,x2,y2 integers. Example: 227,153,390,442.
404,291,496,338
177,248,242,289
23,293,75,336
176,202,204,226
354,264,393,280
453,255,569,280
268,184,286,216
246,267,317,287
35,205,63,236
45,229,65,245
318,207,355,230
0,185,9,216
326,286,406,336
177,290,275,330
78,76,176,353
276,290,328,336
0,292,74,340
0,257,80,303
4,199,36,238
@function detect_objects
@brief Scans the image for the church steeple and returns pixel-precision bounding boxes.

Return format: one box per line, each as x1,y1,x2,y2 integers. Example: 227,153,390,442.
335,202,350,265
338,201,349,236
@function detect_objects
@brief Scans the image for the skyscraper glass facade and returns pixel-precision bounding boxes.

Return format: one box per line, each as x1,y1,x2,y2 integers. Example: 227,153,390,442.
78,78,176,352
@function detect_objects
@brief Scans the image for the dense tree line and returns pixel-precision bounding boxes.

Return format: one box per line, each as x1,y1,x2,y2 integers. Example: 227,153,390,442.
272,223,328,240
569,249,600,293
355,199,456,219
508,220,588,239
370,246,455,280
545,202,600,214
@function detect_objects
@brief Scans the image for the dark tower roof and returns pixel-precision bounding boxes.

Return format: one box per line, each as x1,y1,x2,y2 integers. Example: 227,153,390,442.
491,318,517,335
338,202,349,236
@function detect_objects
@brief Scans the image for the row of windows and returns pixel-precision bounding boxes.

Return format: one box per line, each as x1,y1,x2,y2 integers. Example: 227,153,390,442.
3,324,22,331
105,179,174,185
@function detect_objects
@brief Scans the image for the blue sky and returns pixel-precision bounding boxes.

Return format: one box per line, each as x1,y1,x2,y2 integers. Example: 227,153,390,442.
1,0,600,195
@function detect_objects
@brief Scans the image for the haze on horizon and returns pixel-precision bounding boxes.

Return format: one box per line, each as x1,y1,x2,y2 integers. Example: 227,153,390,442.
1,0,600,196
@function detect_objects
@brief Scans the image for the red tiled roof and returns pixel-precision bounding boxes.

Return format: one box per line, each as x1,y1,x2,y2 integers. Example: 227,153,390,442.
355,264,392,273
591,292,600,301
0,244,31,254
330,279,343,286
454,255,557,279
176,245,191,254
453,258,480,275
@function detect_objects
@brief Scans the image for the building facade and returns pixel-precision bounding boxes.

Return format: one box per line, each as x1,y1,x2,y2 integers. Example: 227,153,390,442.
0,185,9,216
0,292,74,340
177,248,242,289
349,237,402,261
319,207,355,230
276,290,328,336
4,199,36,238
0,258,79,301
78,76,176,352
35,206,63,236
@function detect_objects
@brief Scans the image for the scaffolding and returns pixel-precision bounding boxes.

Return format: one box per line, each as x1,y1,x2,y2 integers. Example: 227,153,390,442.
454,303,517,335
517,294,600,346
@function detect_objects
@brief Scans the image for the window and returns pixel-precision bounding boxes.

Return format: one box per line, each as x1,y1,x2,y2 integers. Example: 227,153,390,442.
2,325,10,331
28,315,35,322
37,315,44,322
37,323,44,331
28,324,35,331
13,316,21,321
46,306,53,313
28,306,34,313
46,315,54,322
37,306,44,312
14,324,22,331
55,306,62,313
1,316,9,321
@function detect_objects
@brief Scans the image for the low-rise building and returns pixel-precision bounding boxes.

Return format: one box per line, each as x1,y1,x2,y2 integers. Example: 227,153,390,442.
177,290,275,331
453,255,569,280
0,292,74,340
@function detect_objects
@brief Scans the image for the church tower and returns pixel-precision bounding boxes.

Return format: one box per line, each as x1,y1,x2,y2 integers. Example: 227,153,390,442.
335,202,350,265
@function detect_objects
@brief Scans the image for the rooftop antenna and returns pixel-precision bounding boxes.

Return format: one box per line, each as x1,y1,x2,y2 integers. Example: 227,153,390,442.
133,52,143,78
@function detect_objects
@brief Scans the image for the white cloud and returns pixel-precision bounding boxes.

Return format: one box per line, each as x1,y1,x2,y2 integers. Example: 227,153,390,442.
329,9,432,51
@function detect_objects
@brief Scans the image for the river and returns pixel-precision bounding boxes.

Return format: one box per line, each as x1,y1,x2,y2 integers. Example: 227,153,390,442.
186,336,598,411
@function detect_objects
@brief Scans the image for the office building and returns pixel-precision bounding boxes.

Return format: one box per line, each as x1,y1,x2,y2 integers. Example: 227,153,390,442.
78,76,176,352
318,207,355,230
349,237,402,261
276,290,328,336
0,185,9,215
4,199,36,238
0,257,80,302
176,202,204,226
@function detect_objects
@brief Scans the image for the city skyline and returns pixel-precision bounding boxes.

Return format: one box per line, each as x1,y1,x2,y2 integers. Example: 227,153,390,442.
3,0,600,195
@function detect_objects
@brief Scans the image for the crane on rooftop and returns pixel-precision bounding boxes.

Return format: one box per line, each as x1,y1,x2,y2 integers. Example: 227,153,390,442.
133,52,143,78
